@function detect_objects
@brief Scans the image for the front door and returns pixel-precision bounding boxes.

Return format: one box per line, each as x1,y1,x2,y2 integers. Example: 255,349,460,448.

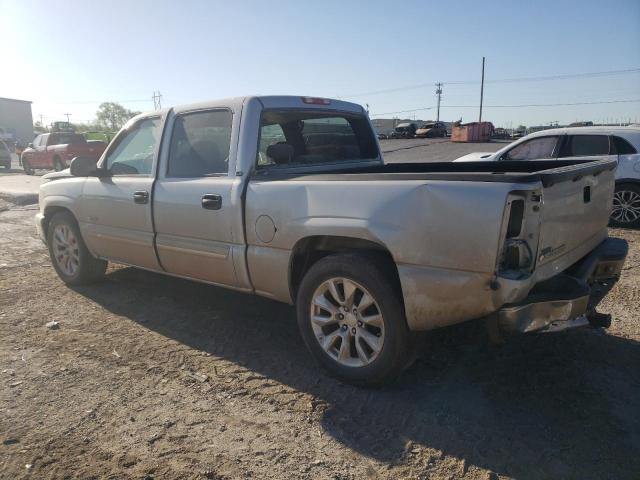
78,117,162,270
153,108,241,287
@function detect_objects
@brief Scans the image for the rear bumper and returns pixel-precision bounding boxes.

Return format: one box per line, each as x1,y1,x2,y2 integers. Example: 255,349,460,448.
497,237,628,334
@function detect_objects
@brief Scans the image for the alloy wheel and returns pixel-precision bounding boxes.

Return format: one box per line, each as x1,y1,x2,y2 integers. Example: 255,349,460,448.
52,224,80,276
310,277,385,367
612,190,640,224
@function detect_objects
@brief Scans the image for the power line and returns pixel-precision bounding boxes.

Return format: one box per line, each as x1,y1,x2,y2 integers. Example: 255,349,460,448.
370,98,640,117
340,67,640,99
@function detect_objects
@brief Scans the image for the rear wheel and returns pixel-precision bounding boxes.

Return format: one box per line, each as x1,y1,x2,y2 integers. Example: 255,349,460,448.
53,157,64,171
296,253,411,385
610,183,640,228
22,157,34,175
47,211,107,285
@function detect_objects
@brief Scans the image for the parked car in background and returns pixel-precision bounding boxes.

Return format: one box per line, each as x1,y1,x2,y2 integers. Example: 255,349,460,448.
36,95,626,384
376,133,388,140
0,140,11,169
21,132,107,175
389,122,417,139
415,121,447,138
454,127,640,227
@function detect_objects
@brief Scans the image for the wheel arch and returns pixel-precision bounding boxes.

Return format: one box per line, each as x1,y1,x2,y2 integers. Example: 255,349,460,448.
288,235,402,303
42,204,77,241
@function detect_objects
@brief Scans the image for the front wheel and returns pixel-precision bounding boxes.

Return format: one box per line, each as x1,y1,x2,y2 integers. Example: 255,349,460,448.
47,212,107,285
22,157,34,175
296,253,411,385
610,183,640,228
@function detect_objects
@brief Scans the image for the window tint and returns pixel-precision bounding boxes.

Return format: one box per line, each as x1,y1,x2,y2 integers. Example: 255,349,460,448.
105,118,160,176
49,133,86,146
257,111,378,168
504,136,558,160
560,135,609,157
167,110,232,177
611,136,638,155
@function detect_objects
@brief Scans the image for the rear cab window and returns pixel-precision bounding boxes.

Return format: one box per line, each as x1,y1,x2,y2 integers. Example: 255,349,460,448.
256,110,379,169
49,133,86,146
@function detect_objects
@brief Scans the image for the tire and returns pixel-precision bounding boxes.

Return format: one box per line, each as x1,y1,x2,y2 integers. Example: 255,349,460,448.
610,183,640,228
296,253,411,385
22,157,34,175
47,211,107,285
53,157,64,172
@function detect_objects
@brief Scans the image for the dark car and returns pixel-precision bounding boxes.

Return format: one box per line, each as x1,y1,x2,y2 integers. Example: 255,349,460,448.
390,122,417,139
0,140,11,169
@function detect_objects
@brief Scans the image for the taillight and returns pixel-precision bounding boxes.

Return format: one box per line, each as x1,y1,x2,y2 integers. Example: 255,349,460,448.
301,97,331,105
497,194,537,278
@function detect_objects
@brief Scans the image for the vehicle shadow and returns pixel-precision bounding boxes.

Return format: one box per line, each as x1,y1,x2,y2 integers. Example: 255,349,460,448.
74,266,640,480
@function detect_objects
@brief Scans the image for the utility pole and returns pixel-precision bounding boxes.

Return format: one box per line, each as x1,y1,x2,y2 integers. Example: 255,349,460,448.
39,114,44,126
63,113,72,123
152,91,163,110
435,82,443,122
479,57,485,123
365,103,370,116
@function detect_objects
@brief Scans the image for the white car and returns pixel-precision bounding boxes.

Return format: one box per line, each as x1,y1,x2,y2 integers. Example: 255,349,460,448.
455,127,640,227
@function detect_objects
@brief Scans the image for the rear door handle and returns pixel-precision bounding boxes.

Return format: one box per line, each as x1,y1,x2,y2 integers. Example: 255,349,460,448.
202,194,222,210
133,190,149,204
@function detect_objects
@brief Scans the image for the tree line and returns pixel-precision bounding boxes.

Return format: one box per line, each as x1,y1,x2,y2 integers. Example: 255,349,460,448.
35,102,141,133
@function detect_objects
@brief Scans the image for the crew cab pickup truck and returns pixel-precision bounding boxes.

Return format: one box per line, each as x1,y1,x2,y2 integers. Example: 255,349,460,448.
21,132,106,175
36,96,627,384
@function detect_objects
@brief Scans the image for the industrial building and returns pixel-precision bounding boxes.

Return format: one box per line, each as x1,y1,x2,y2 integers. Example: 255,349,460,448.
0,97,34,145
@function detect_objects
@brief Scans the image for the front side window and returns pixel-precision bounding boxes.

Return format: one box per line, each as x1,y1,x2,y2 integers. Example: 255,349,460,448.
39,134,50,148
32,135,41,148
105,118,160,176
504,136,559,160
256,111,378,168
560,135,609,157
167,110,232,177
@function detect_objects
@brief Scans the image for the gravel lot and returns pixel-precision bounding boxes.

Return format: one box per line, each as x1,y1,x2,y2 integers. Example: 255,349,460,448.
1,144,639,479
379,138,506,163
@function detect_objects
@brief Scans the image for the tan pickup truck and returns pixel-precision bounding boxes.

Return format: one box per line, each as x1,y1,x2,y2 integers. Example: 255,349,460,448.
36,96,627,384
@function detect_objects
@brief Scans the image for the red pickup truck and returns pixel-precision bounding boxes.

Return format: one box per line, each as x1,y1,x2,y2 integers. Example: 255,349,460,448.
21,132,107,175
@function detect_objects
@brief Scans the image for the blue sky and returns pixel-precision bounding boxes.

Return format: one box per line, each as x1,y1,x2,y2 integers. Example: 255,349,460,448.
1,0,639,127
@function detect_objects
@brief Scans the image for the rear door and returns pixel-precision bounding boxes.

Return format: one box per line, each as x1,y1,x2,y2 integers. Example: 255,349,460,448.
78,116,162,270
152,107,242,287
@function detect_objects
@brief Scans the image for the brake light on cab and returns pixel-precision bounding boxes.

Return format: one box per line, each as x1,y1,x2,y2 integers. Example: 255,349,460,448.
301,97,331,105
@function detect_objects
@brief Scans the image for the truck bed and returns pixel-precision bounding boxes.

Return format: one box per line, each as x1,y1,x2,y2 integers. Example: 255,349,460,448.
254,158,617,187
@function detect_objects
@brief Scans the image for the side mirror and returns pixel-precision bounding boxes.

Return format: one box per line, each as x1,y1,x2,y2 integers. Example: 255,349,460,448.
70,156,102,177
28,142,33,148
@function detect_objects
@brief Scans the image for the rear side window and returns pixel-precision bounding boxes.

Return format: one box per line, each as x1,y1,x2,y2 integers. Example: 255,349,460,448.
168,110,232,177
611,136,638,155
560,135,609,157
504,136,558,160
257,111,378,168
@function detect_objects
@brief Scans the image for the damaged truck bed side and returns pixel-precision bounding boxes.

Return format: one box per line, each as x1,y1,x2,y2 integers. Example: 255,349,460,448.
36,96,627,384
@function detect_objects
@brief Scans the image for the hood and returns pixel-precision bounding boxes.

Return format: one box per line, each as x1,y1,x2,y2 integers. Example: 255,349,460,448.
453,152,497,162
42,169,73,181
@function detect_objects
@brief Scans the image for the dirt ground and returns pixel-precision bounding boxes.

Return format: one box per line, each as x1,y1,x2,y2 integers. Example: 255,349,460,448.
1,202,639,480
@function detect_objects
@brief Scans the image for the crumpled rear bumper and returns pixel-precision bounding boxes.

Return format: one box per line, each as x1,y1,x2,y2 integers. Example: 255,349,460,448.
497,237,628,334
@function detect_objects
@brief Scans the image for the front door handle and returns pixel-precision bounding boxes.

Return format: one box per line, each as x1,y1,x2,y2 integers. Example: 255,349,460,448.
133,190,149,204
202,194,222,210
